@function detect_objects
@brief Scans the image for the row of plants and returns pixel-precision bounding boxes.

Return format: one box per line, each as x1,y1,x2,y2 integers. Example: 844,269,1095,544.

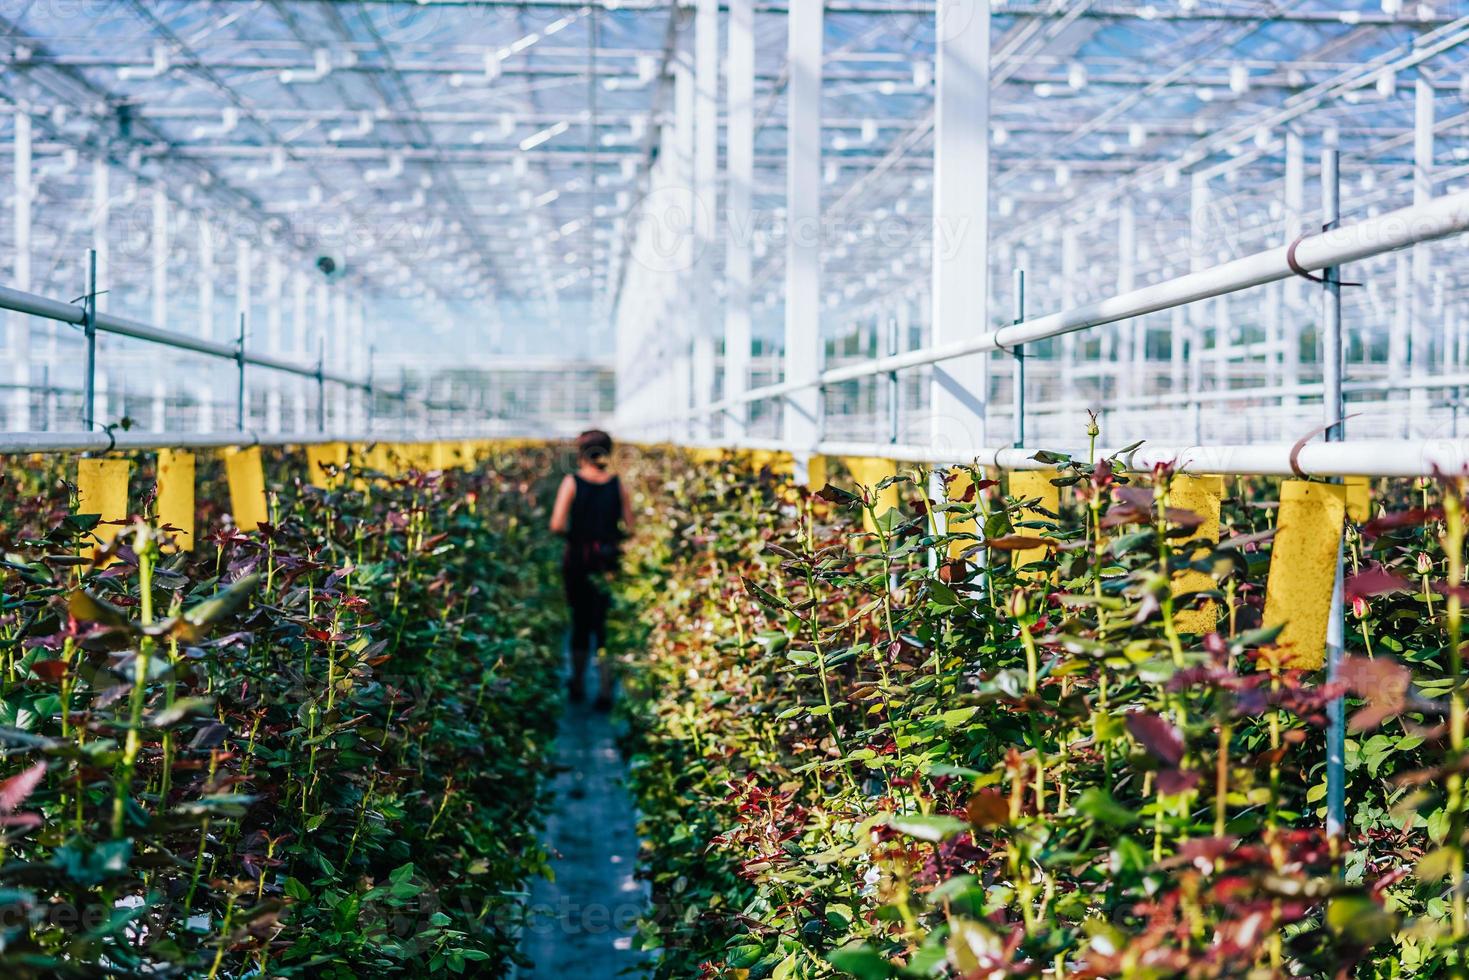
615,443,1468,978
0,444,565,976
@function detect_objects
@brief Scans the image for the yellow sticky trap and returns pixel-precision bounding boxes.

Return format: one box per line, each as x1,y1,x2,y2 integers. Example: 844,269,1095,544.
365,443,397,477
745,449,794,480
1345,476,1372,523
804,454,828,490
306,442,349,490
689,447,723,464
458,440,476,469
1262,480,1347,670
224,447,269,532
1169,475,1224,635
75,458,130,562
1008,469,1060,577
155,450,195,552
841,457,900,534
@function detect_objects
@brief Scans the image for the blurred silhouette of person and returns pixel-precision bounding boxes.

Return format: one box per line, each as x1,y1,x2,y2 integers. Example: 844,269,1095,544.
549,429,634,709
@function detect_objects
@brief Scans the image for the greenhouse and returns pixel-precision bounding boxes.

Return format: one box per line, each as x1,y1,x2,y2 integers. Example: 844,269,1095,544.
2,0,1469,976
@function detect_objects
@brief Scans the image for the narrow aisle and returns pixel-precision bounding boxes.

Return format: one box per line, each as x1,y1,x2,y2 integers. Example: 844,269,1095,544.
518,655,648,977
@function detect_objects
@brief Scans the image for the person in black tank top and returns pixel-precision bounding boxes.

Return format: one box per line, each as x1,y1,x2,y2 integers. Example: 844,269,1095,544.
550,429,634,709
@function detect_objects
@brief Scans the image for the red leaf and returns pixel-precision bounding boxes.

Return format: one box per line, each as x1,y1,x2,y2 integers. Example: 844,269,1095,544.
1126,711,1185,767
966,788,1008,828
989,535,1050,551
0,762,47,814
1345,564,1414,602
1339,656,1412,732
29,660,68,683
1156,768,1201,795
1361,507,1441,538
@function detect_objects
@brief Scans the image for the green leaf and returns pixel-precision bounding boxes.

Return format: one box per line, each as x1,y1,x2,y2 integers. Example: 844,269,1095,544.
1074,787,1136,828
888,814,969,842
826,942,896,980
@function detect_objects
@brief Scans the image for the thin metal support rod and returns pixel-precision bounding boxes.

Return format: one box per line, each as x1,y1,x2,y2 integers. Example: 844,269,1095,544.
82,249,98,431
236,312,247,429
1012,268,1026,449
886,316,899,445
1321,147,1348,847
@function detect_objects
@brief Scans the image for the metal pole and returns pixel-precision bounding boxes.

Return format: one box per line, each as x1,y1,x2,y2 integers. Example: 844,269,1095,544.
236,312,247,429
1321,147,1347,846
1012,268,1026,448
82,249,98,430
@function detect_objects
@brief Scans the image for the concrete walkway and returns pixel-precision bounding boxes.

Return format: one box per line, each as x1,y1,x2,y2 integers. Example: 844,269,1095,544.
518,656,648,978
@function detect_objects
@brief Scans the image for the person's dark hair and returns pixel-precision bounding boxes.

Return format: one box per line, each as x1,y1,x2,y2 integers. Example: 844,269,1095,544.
577,429,613,467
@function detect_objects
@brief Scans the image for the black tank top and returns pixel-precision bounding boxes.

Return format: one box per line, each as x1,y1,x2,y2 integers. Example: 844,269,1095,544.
568,474,622,544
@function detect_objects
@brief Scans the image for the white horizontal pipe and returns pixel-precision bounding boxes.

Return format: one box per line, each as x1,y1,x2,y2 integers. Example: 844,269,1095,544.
690,437,1469,479
0,283,364,387
0,430,548,455
680,188,1469,420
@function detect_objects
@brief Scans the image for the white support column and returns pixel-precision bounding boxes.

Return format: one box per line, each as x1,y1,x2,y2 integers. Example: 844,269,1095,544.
292,269,309,432
235,238,253,427
333,291,349,425
672,55,696,438
91,157,109,313
1060,229,1078,395
1188,173,1208,436
1392,252,1410,388
930,0,990,454
265,255,284,432
151,188,168,329
10,110,32,430
783,0,824,464
198,219,215,341
235,238,252,340
1283,129,1304,404
1118,197,1140,401
690,0,719,440
723,0,754,442
196,218,216,430
150,188,169,433
315,282,330,428
1410,75,1434,423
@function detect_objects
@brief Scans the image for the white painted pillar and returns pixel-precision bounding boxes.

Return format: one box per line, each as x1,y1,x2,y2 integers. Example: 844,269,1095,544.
235,238,252,340
690,0,718,440
783,0,824,463
315,282,330,428
1118,197,1140,401
292,269,309,432
196,219,216,430
930,0,990,454
1060,229,1078,395
671,55,695,438
1188,173,1208,436
265,255,284,432
150,188,169,434
10,110,32,430
198,219,215,340
91,157,109,313
1283,129,1304,403
724,0,755,442
151,379,166,432
151,188,168,328
1410,75,1433,423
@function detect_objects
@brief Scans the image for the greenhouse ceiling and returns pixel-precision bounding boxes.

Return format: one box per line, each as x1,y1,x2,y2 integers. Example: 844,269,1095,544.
1,0,1467,354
